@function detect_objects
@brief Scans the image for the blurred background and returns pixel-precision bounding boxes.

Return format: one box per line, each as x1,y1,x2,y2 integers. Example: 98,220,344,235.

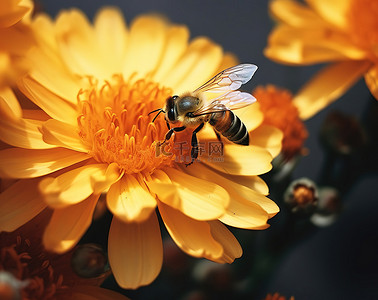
37,1,378,299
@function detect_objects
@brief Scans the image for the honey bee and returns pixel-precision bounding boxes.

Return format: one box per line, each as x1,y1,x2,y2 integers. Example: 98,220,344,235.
149,63,258,166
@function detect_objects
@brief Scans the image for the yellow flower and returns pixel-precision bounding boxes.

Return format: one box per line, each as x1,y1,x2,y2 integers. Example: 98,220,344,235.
0,7,282,289
265,0,378,119
0,210,129,300
253,85,308,160
0,0,34,86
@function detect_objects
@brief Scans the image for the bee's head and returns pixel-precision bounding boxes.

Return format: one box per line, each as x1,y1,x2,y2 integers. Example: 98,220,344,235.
164,95,179,123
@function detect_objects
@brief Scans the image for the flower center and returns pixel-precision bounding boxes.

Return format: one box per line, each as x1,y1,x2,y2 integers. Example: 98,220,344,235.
253,85,308,160
77,75,183,175
347,0,378,58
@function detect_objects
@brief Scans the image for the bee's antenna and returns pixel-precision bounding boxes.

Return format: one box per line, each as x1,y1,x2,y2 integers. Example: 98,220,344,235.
148,108,165,122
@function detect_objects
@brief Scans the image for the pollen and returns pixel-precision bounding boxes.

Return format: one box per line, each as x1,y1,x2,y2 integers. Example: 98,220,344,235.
347,0,378,59
77,75,178,175
253,85,308,160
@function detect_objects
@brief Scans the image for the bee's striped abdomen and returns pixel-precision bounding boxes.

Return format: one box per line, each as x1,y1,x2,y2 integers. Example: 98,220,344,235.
209,110,249,145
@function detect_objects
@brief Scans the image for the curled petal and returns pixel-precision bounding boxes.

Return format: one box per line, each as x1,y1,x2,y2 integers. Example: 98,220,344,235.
40,163,120,208
147,168,229,221
107,174,156,223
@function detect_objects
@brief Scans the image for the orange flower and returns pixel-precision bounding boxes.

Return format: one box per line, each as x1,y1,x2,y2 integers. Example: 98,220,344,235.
0,0,34,87
264,292,295,300
0,7,282,289
265,0,378,119
0,210,129,300
253,85,308,160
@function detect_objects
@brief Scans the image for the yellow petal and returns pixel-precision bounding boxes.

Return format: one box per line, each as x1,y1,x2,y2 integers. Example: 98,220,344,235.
0,86,21,119
265,25,367,65
158,201,223,259
40,163,119,208
43,193,98,253
94,8,128,78
0,0,31,28
55,9,104,77
0,147,90,178
0,178,46,232
365,64,378,100
0,116,55,149
107,174,156,222
40,119,88,152
181,163,271,229
147,168,229,221
250,124,283,158
162,37,223,93
221,174,270,196
208,220,242,263
63,286,131,300
293,60,371,119
236,102,264,133
305,0,352,30
152,25,190,81
108,213,163,289
121,15,168,79
202,144,273,176
19,75,78,124
270,0,324,27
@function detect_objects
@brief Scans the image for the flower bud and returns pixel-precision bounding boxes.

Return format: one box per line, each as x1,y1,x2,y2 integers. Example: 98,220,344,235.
319,111,366,155
71,244,110,278
284,178,318,214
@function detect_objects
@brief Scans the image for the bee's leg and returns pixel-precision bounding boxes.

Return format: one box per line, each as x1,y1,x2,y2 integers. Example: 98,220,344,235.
186,123,205,167
159,125,186,147
166,121,171,130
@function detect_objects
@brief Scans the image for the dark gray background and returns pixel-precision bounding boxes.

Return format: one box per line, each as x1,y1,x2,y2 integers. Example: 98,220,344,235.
38,1,378,299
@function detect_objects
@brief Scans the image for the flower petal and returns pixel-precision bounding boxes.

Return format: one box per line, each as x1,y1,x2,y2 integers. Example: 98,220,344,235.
270,0,324,27
305,0,351,30
221,174,270,196
265,25,367,65
43,193,99,253
0,178,47,232
293,60,371,119
181,163,271,229
365,64,378,100
18,75,78,124
94,8,128,78
0,0,31,28
40,163,120,208
207,220,242,263
202,144,273,176
121,15,168,79
63,285,131,300
147,168,229,221
108,213,163,289
55,9,105,77
0,86,22,119
152,25,190,81
40,119,88,152
0,147,90,178
107,174,156,223
0,116,55,149
158,201,223,259
250,124,283,158
162,37,223,93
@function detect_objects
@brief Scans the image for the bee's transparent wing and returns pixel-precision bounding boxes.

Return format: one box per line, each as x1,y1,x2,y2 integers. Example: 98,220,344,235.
193,91,256,116
193,63,258,94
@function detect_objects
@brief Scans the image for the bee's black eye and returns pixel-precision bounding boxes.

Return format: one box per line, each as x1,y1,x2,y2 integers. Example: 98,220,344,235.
167,96,178,122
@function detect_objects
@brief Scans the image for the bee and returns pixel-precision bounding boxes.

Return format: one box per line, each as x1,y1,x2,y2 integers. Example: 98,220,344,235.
149,63,258,166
